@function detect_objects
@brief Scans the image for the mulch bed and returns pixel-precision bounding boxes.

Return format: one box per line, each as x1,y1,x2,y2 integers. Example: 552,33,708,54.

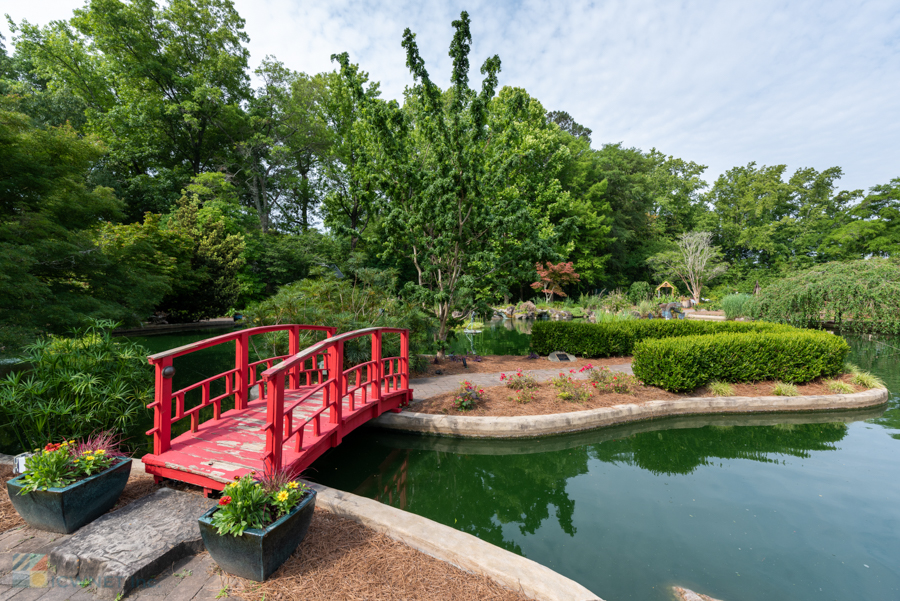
226,509,531,601
2,466,531,600
412,373,864,417
416,354,631,378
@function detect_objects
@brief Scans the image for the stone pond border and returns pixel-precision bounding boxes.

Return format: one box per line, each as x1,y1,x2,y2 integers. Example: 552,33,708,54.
372,388,890,438
306,482,602,601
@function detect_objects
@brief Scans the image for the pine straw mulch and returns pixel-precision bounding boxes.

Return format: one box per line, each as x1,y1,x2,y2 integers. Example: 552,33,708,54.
2,469,531,600
416,354,631,378
225,509,531,601
412,372,866,417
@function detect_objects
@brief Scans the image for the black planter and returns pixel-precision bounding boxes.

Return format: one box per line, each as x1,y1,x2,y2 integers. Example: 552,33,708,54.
198,490,317,581
6,458,132,534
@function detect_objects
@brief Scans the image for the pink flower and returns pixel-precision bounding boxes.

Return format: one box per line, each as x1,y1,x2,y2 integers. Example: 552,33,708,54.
500,374,506,380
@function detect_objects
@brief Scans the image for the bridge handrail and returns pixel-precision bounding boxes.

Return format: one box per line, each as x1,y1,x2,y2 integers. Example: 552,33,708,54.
147,324,336,362
260,326,410,473
146,324,336,456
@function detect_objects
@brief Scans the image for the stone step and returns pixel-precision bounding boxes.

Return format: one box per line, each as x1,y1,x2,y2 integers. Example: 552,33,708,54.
48,489,215,599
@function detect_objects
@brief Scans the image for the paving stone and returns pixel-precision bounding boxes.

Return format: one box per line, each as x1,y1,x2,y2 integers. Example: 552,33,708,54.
134,557,215,601
49,489,215,600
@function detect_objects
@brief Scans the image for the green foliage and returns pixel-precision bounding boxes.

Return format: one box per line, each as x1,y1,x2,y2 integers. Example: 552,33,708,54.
243,275,436,364
632,331,849,392
500,370,537,390
772,382,799,396
0,109,172,339
158,174,247,321
16,437,119,493
721,293,753,320
749,259,900,334
454,381,483,411
17,444,75,492
530,319,792,358
0,320,152,454
627,281,651,305
708,381,735,396
211,475,271,536
600,289,630,313
551,371,591,402
850,370,885,389
825,379,855,394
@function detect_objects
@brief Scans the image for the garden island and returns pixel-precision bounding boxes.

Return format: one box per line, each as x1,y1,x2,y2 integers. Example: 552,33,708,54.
1,3,898,601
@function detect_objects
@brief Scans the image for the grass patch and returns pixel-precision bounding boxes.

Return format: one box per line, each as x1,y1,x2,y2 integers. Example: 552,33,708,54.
708,381,735,396
772,382,799,396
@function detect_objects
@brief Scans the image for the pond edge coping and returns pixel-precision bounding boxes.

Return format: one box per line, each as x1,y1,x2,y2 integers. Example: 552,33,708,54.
305,480,603,601
371,388,890,438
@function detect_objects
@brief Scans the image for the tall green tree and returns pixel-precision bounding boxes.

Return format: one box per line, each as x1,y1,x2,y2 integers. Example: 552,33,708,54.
334,12,556,353
0,109,172,337
11,0,251,218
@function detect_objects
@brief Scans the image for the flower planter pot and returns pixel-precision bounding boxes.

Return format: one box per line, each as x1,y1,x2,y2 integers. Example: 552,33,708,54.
6,458,132,534
198,489,316,581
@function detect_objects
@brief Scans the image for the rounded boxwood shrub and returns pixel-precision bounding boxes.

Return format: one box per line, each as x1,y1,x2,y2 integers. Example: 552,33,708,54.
632,331,849,392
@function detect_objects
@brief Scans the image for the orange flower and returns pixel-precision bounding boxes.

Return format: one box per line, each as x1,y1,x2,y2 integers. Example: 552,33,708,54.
218,496,232,506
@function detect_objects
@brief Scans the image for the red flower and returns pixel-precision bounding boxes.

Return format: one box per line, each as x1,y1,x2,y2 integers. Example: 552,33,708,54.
218,496,232,506
500,374,506,380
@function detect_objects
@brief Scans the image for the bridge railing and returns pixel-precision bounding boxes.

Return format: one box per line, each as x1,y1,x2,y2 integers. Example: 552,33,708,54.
259,327,410,473
146,324,336,455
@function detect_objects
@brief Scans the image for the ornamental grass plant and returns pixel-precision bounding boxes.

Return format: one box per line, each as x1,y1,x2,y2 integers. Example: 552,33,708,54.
211,471,311,537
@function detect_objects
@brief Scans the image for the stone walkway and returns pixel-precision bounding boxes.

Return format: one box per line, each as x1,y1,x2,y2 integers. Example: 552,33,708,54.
409,364,633,401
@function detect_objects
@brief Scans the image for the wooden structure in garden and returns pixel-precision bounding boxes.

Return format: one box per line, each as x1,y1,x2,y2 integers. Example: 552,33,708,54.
141,325,413,494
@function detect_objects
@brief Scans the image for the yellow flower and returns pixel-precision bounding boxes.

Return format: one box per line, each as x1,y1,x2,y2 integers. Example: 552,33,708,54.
276,491,289,502
95,450,106,455
287,482,299,490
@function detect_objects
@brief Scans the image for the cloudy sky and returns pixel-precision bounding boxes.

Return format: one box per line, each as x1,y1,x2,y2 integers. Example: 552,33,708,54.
4,0,899,193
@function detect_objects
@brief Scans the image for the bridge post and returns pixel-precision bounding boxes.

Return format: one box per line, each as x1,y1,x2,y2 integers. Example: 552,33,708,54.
372,331,383,404
288,326,300,390
234,331,249,410
153,358,173,455
264,371,285,473
328,340,344,446
400,329,410,391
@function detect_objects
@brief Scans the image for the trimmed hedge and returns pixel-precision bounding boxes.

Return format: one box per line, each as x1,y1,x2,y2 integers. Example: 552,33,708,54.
530,320,794,358
632,331,849,392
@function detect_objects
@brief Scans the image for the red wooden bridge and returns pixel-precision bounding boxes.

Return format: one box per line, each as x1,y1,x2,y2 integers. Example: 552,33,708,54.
141,325,413,494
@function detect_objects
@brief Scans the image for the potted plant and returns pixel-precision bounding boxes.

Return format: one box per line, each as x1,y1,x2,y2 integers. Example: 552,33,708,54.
198,471,316,581
6,433,132,534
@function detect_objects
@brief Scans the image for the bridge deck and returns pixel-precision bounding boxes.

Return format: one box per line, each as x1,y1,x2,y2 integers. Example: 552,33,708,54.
143,384,408,490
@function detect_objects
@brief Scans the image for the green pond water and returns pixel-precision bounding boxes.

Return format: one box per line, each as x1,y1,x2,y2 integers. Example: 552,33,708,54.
307,334,900,601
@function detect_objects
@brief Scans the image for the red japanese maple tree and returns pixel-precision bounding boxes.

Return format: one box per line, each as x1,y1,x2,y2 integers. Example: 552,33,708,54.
530,262,580,303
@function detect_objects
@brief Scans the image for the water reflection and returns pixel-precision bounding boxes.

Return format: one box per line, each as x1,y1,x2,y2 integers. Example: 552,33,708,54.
311,407,881,554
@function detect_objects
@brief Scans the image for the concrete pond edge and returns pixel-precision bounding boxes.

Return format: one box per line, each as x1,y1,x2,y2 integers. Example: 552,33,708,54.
306,481,602,601
372,388,890,438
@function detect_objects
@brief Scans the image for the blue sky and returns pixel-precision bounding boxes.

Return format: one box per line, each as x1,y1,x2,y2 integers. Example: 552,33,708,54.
4,0,899,193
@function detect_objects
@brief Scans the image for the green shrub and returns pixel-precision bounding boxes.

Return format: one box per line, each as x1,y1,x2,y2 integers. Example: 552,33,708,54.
721,293,753,320
531,320,793,358
0,320,153,455
627,282,652,305
749,259,900,334
632,331,849,392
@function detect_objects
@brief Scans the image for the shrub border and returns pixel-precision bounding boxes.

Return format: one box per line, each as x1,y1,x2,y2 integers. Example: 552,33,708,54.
372,388,888,439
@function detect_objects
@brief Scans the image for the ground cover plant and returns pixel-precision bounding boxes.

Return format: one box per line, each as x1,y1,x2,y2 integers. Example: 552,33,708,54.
530,319,793,358
721,293,753,320
453,381,484,411
632,330,849,391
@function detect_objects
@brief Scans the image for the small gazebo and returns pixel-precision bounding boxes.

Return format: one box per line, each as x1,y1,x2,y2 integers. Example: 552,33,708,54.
655,281,677,297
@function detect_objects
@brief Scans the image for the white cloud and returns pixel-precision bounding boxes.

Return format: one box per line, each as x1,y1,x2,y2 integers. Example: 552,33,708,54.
4,0,899,191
